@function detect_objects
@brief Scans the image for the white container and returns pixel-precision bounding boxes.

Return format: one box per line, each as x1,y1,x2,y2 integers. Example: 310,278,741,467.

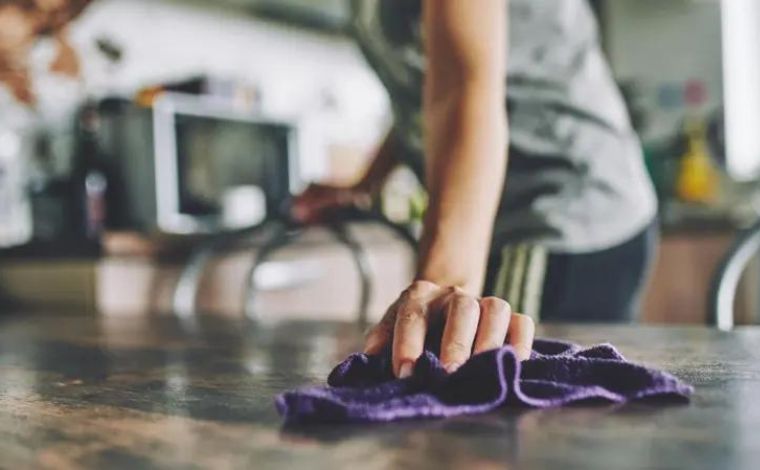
0,129,32,248
222,185,267,229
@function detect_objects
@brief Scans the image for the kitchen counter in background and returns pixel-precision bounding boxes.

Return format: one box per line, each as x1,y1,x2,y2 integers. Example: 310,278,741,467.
1,220,757,325
0,223,414,322
643,218,760,325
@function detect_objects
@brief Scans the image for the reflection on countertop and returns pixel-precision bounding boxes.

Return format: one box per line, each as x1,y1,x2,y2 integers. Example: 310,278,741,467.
0,313,759,469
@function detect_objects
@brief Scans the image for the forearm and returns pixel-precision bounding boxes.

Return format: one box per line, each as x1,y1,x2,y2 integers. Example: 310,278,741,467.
417,0,508,295
354,130,401,195
417,84,507,294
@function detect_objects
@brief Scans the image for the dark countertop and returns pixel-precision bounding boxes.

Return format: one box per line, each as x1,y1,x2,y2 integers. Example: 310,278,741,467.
0,313,758,469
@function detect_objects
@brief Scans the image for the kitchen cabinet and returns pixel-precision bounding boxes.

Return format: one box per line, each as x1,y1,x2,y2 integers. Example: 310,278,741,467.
642,229,759,325
0,224,414,322
3,225,756,326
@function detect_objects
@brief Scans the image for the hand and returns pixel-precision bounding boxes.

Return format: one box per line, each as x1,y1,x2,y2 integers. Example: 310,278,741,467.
291,183,371,225
364,280,535,378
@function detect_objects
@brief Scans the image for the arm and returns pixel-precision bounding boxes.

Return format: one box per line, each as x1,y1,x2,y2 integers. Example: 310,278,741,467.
354,129,401,195
418,0,509,294
291,130,400,224
364,0,535,377
0,0,91,106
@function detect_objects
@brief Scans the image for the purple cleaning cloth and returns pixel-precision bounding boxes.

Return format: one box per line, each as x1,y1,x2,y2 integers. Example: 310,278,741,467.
275,338,693,423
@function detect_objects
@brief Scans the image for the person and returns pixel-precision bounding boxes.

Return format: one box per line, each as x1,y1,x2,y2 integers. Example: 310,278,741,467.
0,0,91,106
292,0,657,379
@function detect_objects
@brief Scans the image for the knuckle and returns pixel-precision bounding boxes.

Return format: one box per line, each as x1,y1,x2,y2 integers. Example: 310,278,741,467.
480,296,509,312
450,294,478,314
444,339,471,357
444,285,467,297
409,280,439,297
397,290,413,305
396,305,426,324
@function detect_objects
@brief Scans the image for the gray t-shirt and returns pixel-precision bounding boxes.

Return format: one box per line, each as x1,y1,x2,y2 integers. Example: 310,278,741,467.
351,0,657,253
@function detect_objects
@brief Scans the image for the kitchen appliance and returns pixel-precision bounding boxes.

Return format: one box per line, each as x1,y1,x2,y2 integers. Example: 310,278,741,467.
0,128,33,247
98,93,299,234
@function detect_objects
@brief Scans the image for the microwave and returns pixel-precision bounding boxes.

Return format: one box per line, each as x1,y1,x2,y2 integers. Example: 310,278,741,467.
98,93,299,234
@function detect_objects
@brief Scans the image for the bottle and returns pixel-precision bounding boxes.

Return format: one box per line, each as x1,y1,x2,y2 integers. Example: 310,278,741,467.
0,128,33,247
675,117,719,204
69,102,109,241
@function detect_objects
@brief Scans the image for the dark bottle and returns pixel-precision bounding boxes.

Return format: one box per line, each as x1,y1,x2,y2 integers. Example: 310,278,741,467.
70,102,109,242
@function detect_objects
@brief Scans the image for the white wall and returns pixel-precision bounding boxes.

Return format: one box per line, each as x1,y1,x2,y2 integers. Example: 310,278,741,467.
604,0,723,141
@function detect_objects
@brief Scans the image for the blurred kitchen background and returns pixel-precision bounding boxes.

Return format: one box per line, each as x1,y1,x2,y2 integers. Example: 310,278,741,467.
1,0,759,325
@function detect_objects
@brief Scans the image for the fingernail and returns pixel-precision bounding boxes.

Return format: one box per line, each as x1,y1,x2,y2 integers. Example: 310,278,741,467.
444,362,461,373
398,361,414,379
516,347,531,361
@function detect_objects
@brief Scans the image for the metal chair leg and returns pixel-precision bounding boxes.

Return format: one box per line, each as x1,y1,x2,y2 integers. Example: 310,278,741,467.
242,223,375,325
173,243,218,318
708,217,760,330
328,224,373,327
173,224,269,318
241,222,295,319
175,210,417,322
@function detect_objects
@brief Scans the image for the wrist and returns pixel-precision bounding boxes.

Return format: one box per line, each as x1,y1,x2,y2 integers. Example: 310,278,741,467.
335,185,371,211
416,255,484,295
415,211,488,295
351,177,376,197
415,273,482,296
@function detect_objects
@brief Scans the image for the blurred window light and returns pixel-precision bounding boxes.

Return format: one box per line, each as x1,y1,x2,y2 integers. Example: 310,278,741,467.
722,0,760,180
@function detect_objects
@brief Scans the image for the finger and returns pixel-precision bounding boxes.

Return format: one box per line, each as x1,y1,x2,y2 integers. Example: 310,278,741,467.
506,313,535,361
363,303,400,355
391,281,440,378
473,297,511,355
392,298,429,378
439,294,480,373
363,323,392,355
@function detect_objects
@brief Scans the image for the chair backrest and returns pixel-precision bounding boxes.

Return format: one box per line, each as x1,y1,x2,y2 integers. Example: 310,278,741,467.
708,218,760,330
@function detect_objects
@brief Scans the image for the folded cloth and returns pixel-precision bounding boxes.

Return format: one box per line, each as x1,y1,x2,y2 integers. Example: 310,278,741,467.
275,338,693,424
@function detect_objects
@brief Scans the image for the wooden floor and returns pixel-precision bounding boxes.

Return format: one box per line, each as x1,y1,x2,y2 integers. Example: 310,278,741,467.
1,313,759,469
